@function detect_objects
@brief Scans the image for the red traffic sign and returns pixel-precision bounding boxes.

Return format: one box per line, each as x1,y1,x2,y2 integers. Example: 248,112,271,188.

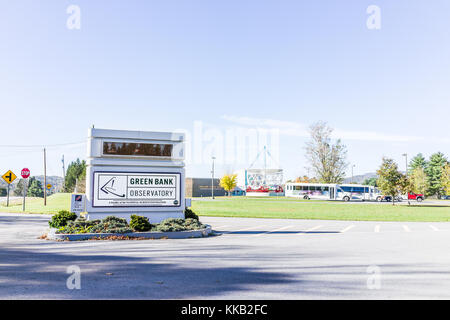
21,168,30,179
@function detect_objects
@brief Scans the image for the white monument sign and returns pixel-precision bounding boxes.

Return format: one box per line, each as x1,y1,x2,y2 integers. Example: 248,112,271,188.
85,128,185,223
93,172,181,207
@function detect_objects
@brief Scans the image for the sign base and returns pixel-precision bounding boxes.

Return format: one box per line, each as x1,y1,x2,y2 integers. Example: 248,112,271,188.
86,211,184,223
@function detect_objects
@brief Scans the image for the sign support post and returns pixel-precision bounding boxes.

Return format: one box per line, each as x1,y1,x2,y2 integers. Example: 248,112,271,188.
2,170,17,207
20,168,30,211
22,179,27,211
6,184,10,207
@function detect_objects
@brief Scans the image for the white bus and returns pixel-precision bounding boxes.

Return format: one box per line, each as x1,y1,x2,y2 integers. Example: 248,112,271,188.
284,183,382,201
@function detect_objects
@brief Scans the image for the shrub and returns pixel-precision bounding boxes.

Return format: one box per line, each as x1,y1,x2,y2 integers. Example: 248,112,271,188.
54,215,206,235
129,215,152,232
49,210,77,228
89,216,132,234
55,216,101,234
153,218,205,232
184,218,205,230
184,208,199,220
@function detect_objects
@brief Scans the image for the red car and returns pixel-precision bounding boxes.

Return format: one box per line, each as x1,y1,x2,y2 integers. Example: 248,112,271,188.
406,193,424,202
382,193,424,202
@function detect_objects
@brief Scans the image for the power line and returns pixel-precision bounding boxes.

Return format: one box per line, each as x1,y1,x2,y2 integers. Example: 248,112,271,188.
0,140,86,149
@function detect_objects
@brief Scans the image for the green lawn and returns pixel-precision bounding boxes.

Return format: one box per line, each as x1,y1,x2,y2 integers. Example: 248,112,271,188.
0,193,71,214
192,197,450,222
2,193,450,222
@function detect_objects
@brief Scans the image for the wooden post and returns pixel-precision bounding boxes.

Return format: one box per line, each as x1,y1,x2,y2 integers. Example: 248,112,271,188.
44,148,47,206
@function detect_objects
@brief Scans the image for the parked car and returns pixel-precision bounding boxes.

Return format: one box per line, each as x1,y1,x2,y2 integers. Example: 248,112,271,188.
402,193,424,202
377,195,392,202
379,193,424,202
439,195,450,200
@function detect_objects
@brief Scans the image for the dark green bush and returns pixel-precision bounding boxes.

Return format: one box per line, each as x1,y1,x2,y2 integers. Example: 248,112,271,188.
153,218,205,232
54,215,206,234
184,208,199,220
57,217,101,234
89,216,132,234
129,215,152,232
49,210,77,228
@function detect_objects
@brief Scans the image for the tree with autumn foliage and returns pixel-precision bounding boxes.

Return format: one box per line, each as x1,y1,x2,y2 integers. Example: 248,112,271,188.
304,121,348,183
376,158,406,205
409,167,429,195
220,174,237,197
441,164,450,197
294,176,318,183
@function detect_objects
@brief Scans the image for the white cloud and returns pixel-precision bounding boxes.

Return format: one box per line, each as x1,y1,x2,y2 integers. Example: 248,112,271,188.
221,115,427,143
221,115,309,138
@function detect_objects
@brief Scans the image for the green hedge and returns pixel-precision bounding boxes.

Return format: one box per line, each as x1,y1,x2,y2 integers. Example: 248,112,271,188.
49,210,77,228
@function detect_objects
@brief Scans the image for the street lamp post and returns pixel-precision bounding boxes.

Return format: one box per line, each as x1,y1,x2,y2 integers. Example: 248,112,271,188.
211,156,216,199
402,153,408,177
351,164,356,183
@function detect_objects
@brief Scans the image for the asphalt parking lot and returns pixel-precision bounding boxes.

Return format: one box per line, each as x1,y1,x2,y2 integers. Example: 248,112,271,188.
1,212,450,299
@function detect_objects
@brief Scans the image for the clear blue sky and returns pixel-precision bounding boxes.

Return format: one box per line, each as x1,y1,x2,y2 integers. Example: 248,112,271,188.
0,1,449,180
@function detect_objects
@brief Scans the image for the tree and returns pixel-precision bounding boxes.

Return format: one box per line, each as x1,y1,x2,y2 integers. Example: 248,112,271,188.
294,176,318,183
376,158,405,205
409,167,429,195
409,153,427,174
363,177,378,187
76,169,86,193
27,177,44,198
220,174,237,197
13,179,29,196
64,159,86,192
305,121,348,183
441,164,450,196
425,152,448,196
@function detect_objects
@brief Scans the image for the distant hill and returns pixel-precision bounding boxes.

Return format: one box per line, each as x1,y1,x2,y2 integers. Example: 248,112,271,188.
343,172,378,184
343,171,406,184
0,176,64,192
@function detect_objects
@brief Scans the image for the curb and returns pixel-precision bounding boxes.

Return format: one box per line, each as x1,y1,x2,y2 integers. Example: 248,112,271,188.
47,225,212,241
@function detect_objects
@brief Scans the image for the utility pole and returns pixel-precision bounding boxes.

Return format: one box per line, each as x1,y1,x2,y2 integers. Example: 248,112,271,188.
62,154,66,191
402,153,408,177
211,156,216,199
351,164,356,183
43,148,47,206
263,145,267,185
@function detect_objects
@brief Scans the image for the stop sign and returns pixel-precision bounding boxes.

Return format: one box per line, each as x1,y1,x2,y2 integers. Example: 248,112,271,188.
21,168,30,179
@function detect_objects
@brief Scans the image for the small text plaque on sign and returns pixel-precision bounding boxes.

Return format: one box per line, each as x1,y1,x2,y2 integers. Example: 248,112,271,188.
71,194,85,214
92,172,181,207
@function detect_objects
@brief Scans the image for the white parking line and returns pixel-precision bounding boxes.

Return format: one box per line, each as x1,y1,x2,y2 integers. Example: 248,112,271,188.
374,225,380,233
403,225,411,232
429,225,439,231
340,225,355,233
213,225,229,230
223,225,266,234
252,225,292,237
303,225,323,233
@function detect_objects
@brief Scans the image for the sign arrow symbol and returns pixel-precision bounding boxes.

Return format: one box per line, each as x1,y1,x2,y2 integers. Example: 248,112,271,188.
100,177,125,198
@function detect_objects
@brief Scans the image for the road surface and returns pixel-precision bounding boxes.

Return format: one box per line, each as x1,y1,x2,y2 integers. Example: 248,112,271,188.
1,213,450,299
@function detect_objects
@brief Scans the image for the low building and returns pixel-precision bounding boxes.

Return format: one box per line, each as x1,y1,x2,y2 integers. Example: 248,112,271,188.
185,178,226,198
231,186,246,196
